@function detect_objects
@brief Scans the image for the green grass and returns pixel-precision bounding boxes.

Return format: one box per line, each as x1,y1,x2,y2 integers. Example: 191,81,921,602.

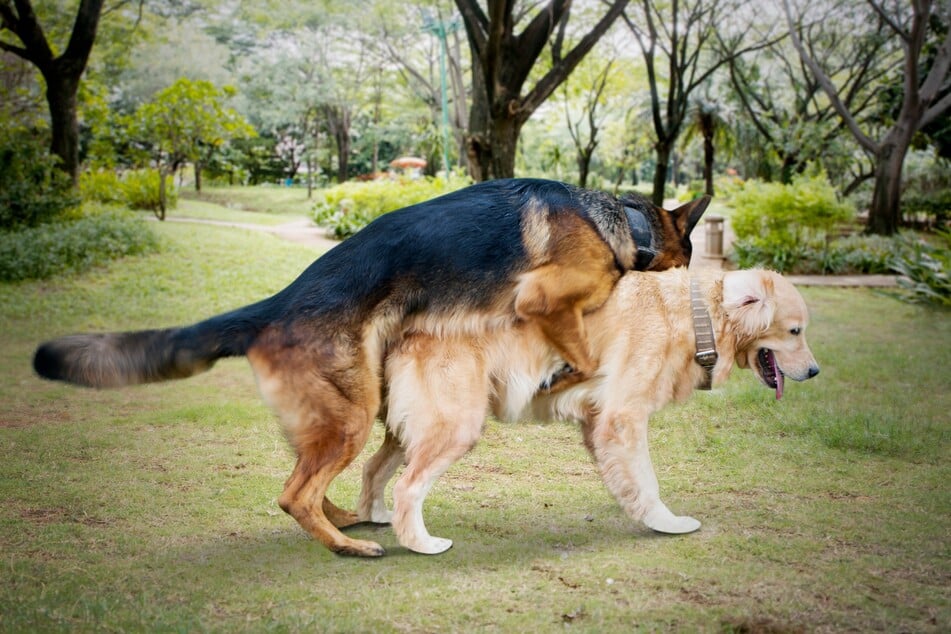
1,220,949,632
182,185,318,218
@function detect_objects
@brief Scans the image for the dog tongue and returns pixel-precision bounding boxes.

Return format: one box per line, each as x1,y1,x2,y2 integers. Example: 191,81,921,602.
773,355,784,400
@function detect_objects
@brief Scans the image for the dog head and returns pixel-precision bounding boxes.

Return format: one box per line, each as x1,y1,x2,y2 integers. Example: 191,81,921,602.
621,194,709,271
722,270,819,399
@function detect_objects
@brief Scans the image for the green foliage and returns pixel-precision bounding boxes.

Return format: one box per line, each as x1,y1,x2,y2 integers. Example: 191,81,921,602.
80,170,178,212
128,78,256,170
889,230,951,306
0,210,160,282
732,233,904,275
730,173,856,272
121,170,178,212
313,175,472,238
902,189,951,226
0,130,80,229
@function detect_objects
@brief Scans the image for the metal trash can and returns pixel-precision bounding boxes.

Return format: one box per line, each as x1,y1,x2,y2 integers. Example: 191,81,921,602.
705,215,724,257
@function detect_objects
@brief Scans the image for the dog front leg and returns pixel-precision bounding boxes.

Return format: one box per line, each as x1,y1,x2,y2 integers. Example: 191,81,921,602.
585,409,700,534
514,271,598,383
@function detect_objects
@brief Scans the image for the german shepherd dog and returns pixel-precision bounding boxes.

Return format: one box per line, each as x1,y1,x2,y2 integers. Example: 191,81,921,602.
33,178,708,557
361,268,820,554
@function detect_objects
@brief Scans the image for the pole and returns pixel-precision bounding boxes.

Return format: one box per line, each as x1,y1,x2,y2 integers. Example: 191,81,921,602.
422,13,460,175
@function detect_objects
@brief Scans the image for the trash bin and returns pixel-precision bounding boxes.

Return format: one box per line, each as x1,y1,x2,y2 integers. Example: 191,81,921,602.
705,215,724,257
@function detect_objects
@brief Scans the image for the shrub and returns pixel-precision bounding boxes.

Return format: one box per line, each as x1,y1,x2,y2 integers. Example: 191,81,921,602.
0,210,160,282
0,131,80,229
81,169,178,213
889,230,950,307
313,175,471,238
80,170,126,205
729,173,855,272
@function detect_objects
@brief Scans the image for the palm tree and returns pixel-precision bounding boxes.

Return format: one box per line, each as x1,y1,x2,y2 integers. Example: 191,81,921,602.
682,97,734,196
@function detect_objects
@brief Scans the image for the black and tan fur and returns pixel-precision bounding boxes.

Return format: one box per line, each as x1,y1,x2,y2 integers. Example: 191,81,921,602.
33,178,707,557
360,269,820,554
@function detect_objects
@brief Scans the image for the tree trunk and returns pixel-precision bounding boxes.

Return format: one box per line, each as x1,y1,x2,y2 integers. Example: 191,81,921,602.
487,114,522,180
194,161,202,192
156,166,168,221
701,120,715,196
652,142,672,206
578,153,591,189
45,75,81,186
866,139,907,235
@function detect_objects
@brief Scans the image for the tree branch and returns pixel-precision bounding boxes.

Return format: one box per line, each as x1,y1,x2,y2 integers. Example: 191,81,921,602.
782,0,878,153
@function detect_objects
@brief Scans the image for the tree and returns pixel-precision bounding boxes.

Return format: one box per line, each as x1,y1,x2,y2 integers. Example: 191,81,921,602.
783,0,951,235
682,96,734,196
562,57,614,188
130,77,254,218
622,0,777,205
372,2,470,175
0,0,109,184
455,0,629,181
726,32,883,189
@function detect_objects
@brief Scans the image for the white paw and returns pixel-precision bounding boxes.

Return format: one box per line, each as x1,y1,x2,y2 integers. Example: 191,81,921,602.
407,536,453,555
643,506,701,534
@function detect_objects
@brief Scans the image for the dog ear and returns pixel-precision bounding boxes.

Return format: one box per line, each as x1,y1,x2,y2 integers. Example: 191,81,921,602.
669,195,710,237
722,270,776,335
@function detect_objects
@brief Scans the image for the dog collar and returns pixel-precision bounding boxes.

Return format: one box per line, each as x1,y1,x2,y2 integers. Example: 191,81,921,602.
690,278,718,390
624,205,658,270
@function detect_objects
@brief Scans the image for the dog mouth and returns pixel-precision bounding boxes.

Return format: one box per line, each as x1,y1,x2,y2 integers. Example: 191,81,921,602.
757,348,784,400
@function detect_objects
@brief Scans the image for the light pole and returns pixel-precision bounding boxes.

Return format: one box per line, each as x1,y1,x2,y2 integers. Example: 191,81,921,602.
421,11,460,175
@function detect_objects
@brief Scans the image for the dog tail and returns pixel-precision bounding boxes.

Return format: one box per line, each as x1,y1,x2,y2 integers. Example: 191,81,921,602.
33,299,275,389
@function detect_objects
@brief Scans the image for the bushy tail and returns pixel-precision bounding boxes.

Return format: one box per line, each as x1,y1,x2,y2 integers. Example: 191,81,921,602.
33,302,272,388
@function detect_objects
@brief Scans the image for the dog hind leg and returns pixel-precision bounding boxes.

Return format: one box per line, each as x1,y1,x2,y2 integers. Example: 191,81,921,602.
357,427,405,524
250,345,384,556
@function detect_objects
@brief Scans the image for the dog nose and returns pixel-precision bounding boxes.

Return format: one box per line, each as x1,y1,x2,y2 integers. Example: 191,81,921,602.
807,365,820,379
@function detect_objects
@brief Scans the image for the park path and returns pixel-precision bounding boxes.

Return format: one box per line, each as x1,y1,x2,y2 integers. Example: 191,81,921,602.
162,214,897,287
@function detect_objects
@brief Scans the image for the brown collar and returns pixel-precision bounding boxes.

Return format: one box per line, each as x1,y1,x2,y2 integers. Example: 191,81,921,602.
690,278,718,390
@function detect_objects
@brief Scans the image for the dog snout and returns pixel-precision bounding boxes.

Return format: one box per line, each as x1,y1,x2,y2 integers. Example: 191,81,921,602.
807,364,820,379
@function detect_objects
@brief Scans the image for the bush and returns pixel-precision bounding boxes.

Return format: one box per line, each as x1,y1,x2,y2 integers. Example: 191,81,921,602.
80,170,126,205
889,230,950,307
81,169,178,213
729,173,855,272
732,233,902,275
122,169,177,213
313,175,471,238
0,210,160,282
0,131,80,229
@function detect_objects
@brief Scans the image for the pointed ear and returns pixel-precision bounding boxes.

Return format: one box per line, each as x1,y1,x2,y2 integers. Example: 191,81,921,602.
669,195,710,238
722,270,776,335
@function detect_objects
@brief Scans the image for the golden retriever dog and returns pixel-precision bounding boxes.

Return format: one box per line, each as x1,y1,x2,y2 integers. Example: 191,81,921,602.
359,268,820,554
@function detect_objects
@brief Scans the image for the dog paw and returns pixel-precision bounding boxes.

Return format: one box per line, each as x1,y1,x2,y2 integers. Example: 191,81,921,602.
540,364,587,393
406,536,453,555
333,538,386,557
643,506,701,534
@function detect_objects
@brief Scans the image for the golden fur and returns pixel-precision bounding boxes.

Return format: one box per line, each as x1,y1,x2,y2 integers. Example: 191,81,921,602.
359,268,820,554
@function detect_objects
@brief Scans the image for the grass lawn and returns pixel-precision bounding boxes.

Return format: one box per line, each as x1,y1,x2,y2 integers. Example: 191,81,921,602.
1,221,948,632
179,185,318,220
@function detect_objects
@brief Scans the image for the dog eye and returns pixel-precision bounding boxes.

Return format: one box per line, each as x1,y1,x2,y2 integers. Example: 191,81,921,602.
790,327,802,336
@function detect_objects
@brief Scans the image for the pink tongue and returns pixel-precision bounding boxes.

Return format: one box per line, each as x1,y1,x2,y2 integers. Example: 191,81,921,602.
774,357,784,400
